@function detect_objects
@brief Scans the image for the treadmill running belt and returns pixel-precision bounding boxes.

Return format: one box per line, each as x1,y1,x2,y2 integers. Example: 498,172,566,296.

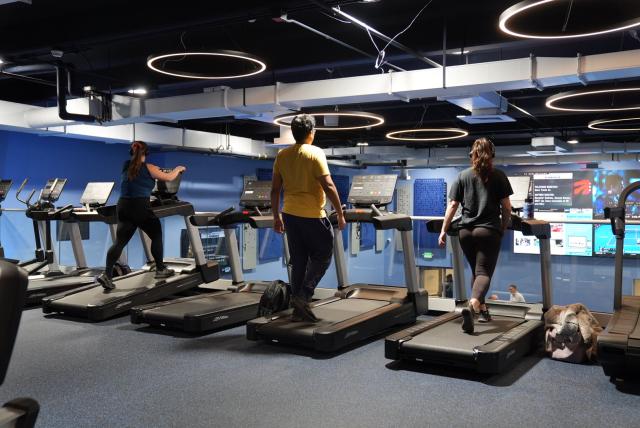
28,275,95,290
405,316,524,356
144,292,261,320
260,298,391,337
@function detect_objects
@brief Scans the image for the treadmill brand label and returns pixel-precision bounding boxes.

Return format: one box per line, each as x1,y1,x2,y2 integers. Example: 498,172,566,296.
115,301,132,309
345,330,359,339
213,315,230,322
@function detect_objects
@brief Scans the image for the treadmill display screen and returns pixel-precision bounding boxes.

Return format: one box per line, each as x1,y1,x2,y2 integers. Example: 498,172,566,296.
153,169,182,196
42,178,67,201
240,180,271,208
348,175,397,206
80,182,115,206
0,180,12,200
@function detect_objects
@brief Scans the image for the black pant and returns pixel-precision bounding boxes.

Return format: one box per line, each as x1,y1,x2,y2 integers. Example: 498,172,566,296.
458,227,502,304
282,213,334,301
105,198,164,278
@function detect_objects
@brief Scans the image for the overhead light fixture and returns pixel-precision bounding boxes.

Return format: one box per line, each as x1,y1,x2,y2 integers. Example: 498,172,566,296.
567,139,579,144
588,117,640,132
147,50,266,79
386,128,469,141
274,111,384,131
127,88,148,95
356,142,369,146
0,58,4,65
499,0,640,40
360,0,381,2
451,49,470,55
546,87,640,112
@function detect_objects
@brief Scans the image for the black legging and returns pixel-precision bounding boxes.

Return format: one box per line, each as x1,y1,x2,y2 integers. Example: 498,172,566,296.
105,198,164,278
458,227,502,304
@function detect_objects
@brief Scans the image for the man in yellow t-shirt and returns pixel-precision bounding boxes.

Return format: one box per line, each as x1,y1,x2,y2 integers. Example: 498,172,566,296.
272,114,346,323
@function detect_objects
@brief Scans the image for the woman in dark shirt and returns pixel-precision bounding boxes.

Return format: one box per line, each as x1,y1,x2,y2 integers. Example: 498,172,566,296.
97,141,186,290
438,138,513,334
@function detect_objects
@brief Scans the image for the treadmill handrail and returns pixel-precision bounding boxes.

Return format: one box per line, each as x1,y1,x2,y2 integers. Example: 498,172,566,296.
605,180,640,310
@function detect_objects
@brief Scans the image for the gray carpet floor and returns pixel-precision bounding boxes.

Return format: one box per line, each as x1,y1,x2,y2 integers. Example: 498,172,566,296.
1,309,639,428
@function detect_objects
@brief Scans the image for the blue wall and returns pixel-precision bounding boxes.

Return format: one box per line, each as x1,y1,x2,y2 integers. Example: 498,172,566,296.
4,130,634,313
0,131,389,291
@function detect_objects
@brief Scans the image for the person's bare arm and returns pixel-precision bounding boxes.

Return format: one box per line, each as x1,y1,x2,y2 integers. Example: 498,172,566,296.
271,172,285,234
317,174,346,230
147,163,186,181
438,200,460,247
500,197,512,234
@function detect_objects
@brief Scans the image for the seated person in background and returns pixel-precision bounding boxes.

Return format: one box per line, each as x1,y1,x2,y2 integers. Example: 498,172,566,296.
508,284,526,303
488,294,499,301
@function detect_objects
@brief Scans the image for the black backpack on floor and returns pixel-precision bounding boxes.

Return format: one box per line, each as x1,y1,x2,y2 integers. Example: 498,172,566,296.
257,280,291,317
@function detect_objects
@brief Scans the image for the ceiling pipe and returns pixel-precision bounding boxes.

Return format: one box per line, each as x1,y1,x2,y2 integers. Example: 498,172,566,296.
280,14,406,72
312,1,442,68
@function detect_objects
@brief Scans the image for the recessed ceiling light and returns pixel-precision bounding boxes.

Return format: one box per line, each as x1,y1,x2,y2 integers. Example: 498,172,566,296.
588,117,640,132
274,111,384,131
499,0,640,40
386,128,469,141
127,88,148,95
0,58,4,65
356,142,369,146
567,139,579,145
147,50,266,80
546,87,640,112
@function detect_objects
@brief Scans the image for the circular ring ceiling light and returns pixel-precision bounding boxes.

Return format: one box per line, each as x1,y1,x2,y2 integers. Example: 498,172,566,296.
499,0,640,40
588,117,640,132
386,128,469,141
147,50,266,79
273,112,384,131
546,87,640,112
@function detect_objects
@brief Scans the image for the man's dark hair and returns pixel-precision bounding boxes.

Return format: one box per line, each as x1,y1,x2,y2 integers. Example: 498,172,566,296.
291,114,315,143
508,284,517,290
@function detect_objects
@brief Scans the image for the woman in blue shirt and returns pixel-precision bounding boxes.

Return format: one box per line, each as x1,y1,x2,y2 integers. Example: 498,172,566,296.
97,141,186,290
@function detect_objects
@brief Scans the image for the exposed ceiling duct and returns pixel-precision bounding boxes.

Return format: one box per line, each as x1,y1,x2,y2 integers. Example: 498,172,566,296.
16,49,640,129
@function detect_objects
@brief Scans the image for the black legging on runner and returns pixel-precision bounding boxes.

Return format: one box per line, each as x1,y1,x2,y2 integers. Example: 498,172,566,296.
458,227,502,304
105,197,164,278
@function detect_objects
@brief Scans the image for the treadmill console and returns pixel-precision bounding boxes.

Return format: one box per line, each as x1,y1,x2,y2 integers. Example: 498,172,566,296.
41,178,67,202
240,180,271,210
152,169,182,200
347,175,397,207
0,180,11,202
80,182,115,207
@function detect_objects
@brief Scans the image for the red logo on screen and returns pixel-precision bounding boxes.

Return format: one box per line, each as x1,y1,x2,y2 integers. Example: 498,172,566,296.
573,179,591,196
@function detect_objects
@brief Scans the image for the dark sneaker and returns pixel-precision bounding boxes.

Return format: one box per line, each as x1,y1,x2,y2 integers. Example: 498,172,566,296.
97,273,115,291
291,297,320,323
478,308,492,323
154,267,175,279
461,303,475,334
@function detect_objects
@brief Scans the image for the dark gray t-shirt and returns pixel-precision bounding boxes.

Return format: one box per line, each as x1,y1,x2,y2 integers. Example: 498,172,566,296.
449,167,513,231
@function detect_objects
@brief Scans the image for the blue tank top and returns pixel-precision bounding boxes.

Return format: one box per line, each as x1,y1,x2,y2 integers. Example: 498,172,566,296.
120,160,155,198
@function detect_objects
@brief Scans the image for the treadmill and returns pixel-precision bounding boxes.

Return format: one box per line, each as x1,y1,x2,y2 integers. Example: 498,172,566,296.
42,171,220,321
0,179,17,263
16,178,67,277
385,215,552,374
597,181,640,381
24,182,121,306
247,174,428,353
130,180,291,333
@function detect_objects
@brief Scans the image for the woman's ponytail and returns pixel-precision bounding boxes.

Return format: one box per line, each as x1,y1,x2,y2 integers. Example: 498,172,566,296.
470,138,494,183
127,141,148,180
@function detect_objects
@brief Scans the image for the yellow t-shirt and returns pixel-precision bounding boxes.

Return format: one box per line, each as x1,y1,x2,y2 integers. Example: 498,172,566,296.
273,144,330,218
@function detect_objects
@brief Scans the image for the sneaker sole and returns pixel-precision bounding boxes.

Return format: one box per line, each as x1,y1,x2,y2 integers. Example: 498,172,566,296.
461,309,474,334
